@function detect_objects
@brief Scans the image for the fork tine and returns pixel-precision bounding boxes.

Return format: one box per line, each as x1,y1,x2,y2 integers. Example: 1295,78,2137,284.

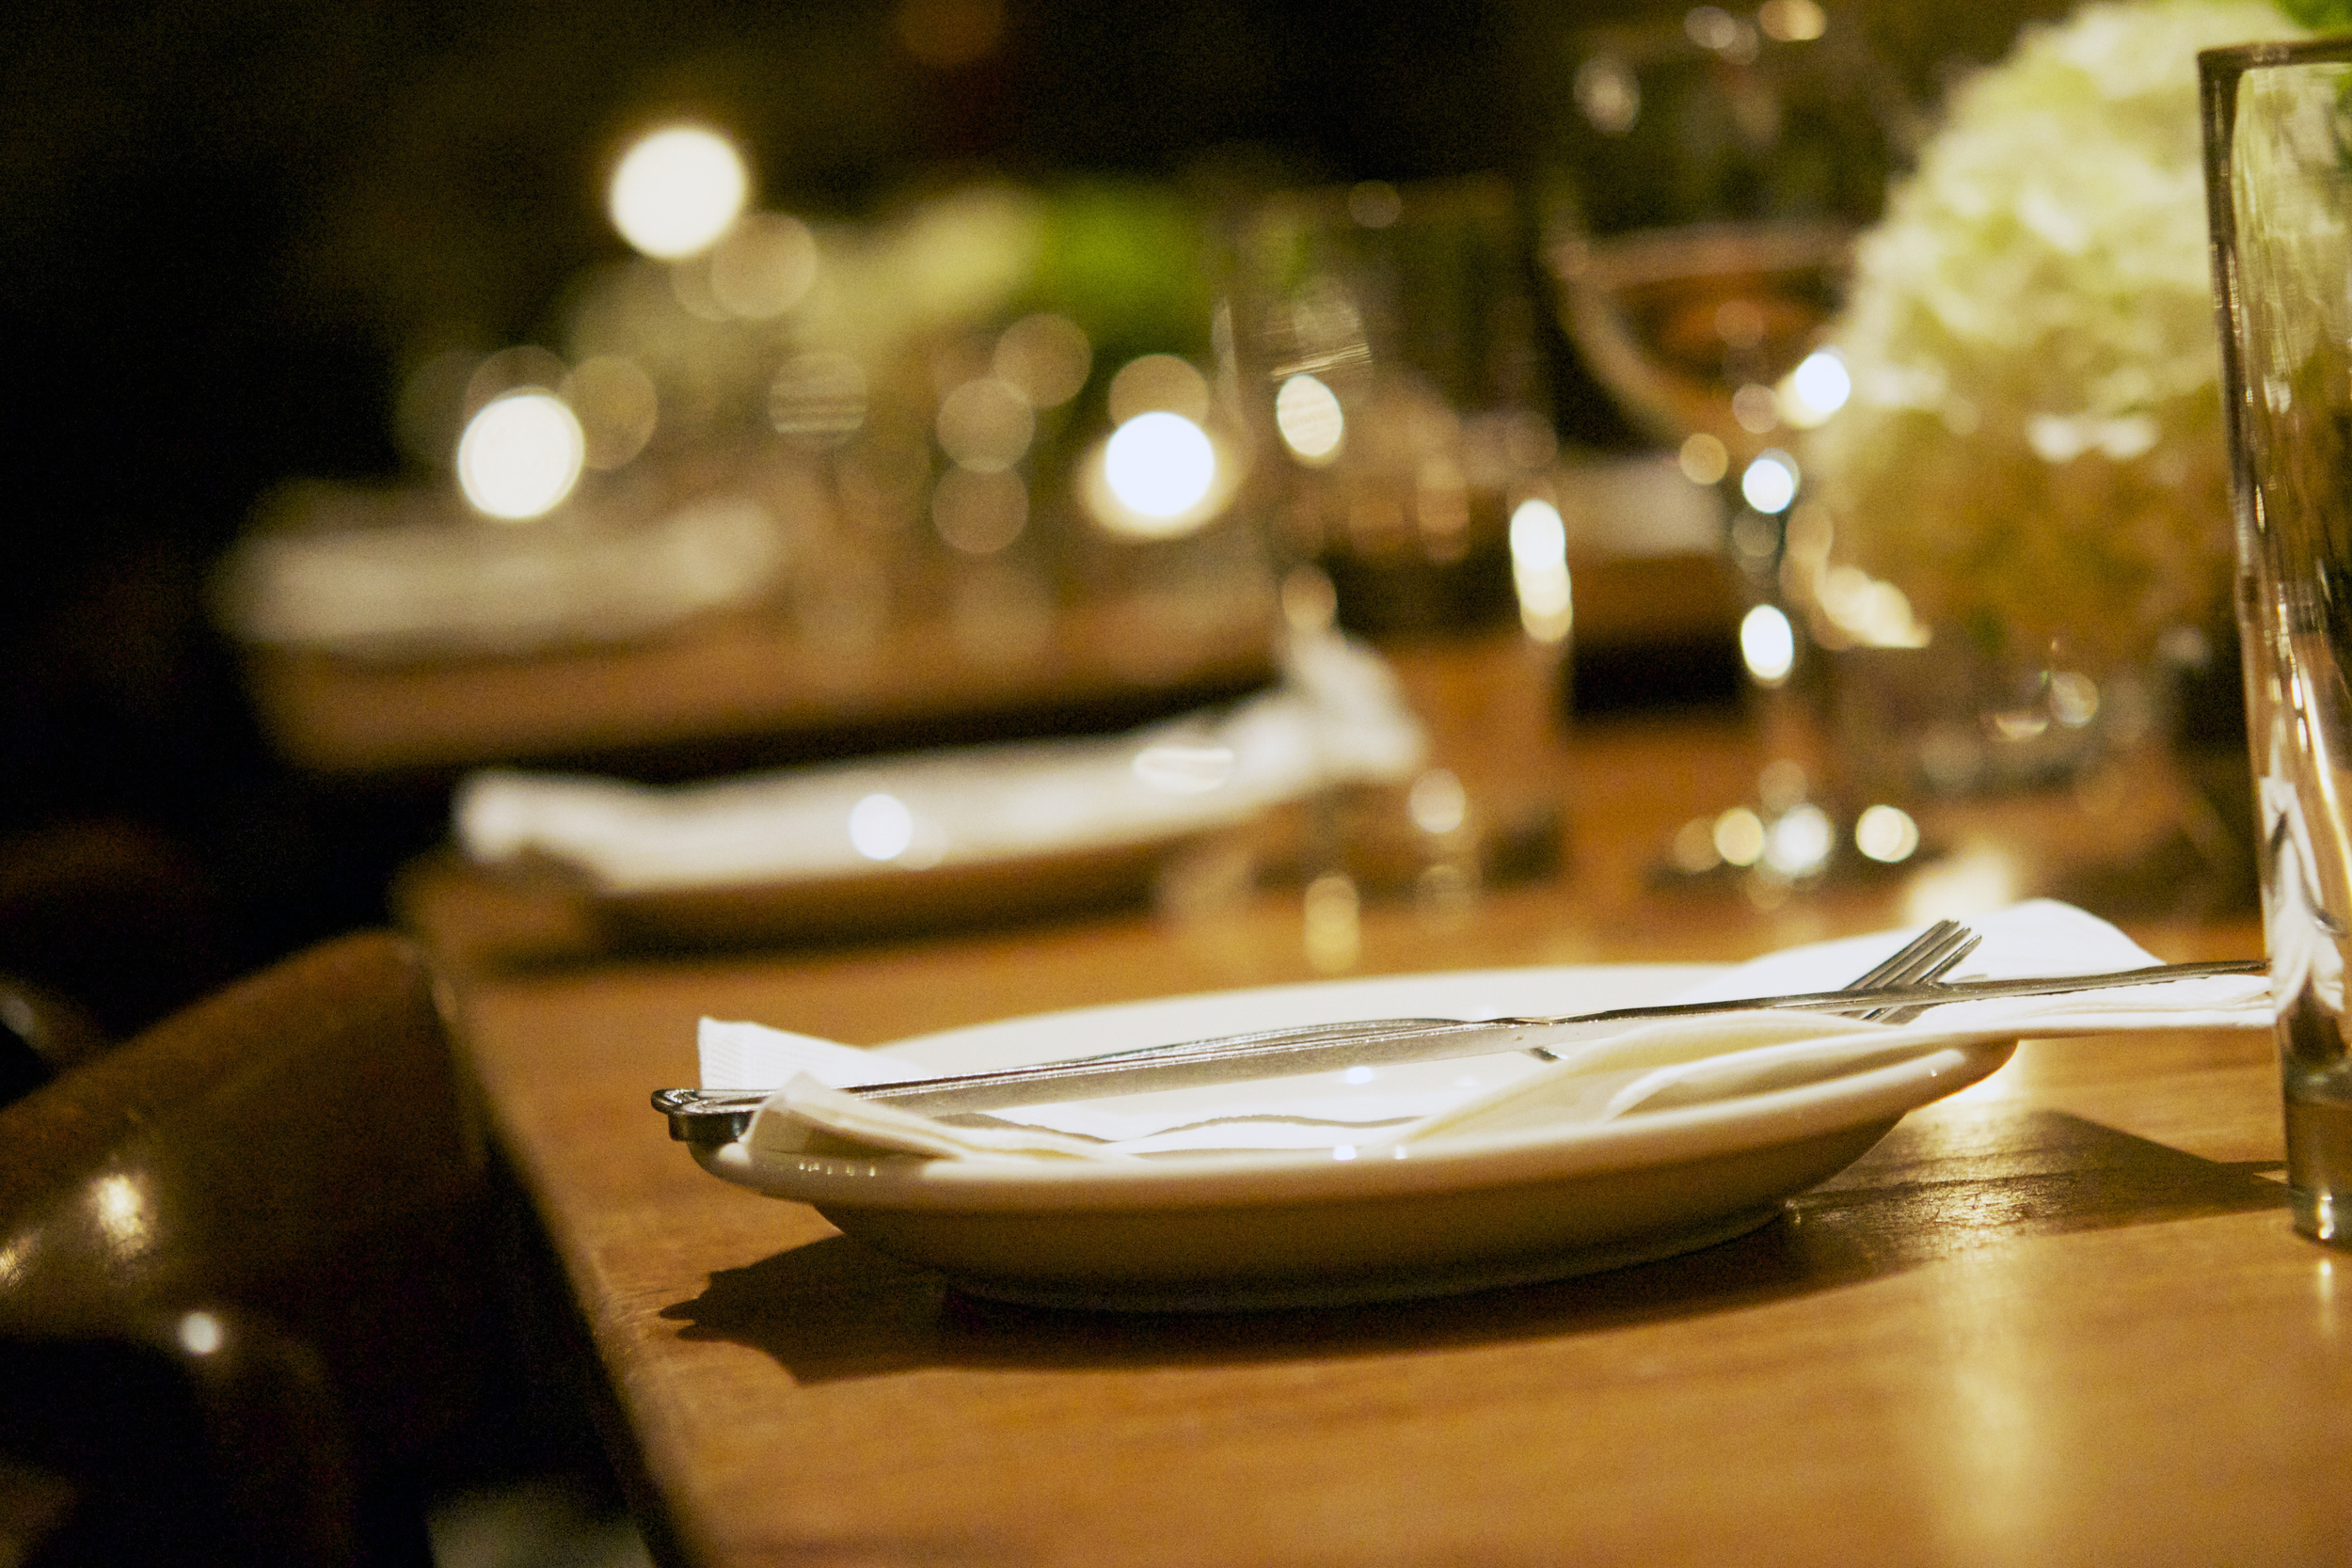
1848,919,1965,992
1876,925,1973,990
1863,927,1982,1022
1526,919,1973,1060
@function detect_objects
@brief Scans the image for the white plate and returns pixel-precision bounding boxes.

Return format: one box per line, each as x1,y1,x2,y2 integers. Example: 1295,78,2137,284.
693,964,2016,1309
457,633,1423,947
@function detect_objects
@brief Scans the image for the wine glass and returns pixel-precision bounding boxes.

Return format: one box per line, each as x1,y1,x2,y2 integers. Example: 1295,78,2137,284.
1535,1,1918,892
1218,175,1571,958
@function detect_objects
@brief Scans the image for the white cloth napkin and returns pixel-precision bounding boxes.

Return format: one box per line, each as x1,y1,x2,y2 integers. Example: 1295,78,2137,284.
456,631,1423,893
700,899,2273,1164
216,485,787,658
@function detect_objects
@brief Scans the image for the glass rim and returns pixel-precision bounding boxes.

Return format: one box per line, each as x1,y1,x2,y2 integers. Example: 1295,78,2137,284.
2199,34,2352,79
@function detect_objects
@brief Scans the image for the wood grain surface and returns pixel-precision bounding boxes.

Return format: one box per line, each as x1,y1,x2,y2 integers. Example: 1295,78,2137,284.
404,704,2344,1567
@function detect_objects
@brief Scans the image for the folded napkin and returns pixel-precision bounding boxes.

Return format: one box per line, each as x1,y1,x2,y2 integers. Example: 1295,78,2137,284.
458,630,1423,894
699,899,2273,1164
215,483,787,659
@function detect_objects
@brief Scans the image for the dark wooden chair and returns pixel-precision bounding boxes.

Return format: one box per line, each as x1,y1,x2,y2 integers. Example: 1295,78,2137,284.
0,932,502,1566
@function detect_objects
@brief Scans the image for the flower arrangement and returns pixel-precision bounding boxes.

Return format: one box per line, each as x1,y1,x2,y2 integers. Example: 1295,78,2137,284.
1804,0,2306,669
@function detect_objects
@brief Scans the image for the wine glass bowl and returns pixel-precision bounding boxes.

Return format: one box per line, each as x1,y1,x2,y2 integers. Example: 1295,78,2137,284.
1540,7,1914,464
1551,220,1853,467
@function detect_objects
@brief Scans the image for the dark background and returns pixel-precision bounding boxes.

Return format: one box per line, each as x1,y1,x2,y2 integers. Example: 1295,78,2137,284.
0,0,2067,1033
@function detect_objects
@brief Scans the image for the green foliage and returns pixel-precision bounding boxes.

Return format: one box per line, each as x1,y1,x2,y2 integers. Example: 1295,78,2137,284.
2277,0,2352,32
1024,182,1214,359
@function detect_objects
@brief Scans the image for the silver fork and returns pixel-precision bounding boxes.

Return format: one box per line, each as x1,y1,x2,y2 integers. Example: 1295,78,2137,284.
657,918,1992,1141
1517,916,1979,1057
1850,918,1982,1023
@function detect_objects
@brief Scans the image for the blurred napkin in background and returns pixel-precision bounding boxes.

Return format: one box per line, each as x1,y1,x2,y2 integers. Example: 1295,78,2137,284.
214,482,787,660
698,899,2270,1162
456,630,1423,895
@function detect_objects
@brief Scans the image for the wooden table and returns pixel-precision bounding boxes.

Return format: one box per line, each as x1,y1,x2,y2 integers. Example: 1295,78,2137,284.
401,711,2346,1567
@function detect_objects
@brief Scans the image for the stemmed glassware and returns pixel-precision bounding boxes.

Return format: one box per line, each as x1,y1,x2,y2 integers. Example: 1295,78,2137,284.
1536,2,1918,893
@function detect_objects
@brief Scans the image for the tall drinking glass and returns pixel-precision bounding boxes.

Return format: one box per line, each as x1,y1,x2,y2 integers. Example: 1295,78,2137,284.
2201,37,2352,1246
1218,176,1568,952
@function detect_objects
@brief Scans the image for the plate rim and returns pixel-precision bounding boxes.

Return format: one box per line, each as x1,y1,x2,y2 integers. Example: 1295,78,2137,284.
694,961,2017,1213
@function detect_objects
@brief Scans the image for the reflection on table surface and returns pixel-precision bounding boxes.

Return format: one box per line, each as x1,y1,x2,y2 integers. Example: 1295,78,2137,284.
398,705,2344,1568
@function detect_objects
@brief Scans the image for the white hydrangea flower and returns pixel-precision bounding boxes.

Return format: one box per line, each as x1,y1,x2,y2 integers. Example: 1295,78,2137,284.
1805,0,2302,666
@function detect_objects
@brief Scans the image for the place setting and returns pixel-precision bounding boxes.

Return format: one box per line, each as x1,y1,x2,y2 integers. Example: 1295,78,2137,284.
448,626,1429,948
645,900,2270,1309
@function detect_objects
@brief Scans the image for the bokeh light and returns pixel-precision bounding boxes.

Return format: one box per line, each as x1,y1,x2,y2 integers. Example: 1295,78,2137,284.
1757,757,1809,815
178,1311,225,1357
1686,5,1757,58
1777,349,1851,429
667,253,731,323
1103,412,1216,524
1731,383,1780,435
993,313,1091,407
936,377,1035,471
1740,602,1796,685
456,390,585,520
1740,451,1799,514
1347,181,1403,229
91,1174,150,1248
1811,562,1932,648
1671,816,1722,874
1280,563,1339,634
932,467,1028,555
2049,670,2101,727
608,125,750,260
1763,802,1835,878
1853,803,1922,863
849,793,915,861
561,356,659,469
1275,373,1345,464
1716,299,1767,351
769,351,869,448
1712,806,1766,867
1677,432,1728,486
1305,871,1361,973
1758,0,1828,41
1575,54,1641,135
1107,355,1210,425
1408,768,1469,836
1508,499,1572,645
707,212,818,318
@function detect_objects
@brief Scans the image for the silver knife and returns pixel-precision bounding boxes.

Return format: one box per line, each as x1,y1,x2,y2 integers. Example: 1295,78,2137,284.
652,958,2265,1144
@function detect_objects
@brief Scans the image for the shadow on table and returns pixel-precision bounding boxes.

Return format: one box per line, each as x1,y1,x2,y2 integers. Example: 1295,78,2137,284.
660,1107,2287,1385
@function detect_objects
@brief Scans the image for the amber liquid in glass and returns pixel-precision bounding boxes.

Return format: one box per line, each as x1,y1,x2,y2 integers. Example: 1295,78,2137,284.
1552,223,1849,455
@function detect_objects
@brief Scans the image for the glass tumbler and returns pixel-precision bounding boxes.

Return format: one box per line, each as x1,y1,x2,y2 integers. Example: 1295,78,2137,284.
2201,37,2352,1245
1216,176,1569,950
